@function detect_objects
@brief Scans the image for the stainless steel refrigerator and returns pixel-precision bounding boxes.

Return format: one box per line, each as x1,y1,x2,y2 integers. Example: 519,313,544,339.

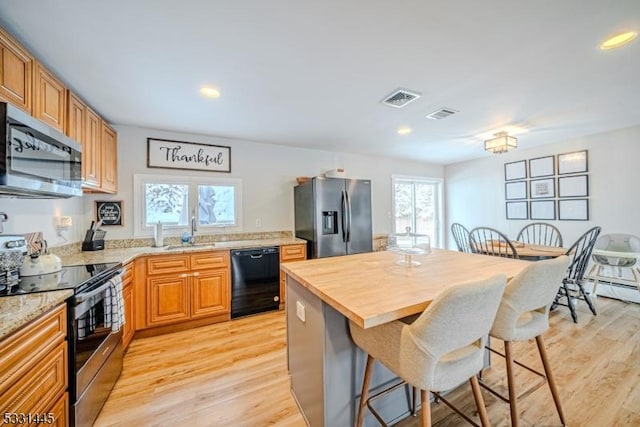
294,177,373,258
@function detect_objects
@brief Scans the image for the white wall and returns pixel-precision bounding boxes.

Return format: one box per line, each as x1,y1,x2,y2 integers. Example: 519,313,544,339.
82,125,444,240
445,125,640,249
0,197,83,245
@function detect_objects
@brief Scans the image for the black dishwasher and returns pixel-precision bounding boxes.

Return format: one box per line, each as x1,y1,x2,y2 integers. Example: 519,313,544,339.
231,247,280,318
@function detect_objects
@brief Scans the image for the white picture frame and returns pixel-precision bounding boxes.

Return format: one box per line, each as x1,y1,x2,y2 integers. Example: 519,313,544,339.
505,160,527,181
506,201,528,220
505,181,527,200
530,178,555,199
559,199,589,221
558,175,588,198
530,200,556,220
558,150,588,175
529,155,555,178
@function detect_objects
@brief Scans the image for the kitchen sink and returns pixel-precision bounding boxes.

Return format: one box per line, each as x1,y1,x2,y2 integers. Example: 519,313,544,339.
164,243,216,250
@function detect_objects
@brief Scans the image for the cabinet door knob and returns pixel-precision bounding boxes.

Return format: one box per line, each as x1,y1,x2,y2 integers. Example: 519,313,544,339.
192,271,200,277
180,273,188,278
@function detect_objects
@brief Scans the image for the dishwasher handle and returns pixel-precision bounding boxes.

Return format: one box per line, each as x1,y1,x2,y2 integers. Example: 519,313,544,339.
232,247,280,257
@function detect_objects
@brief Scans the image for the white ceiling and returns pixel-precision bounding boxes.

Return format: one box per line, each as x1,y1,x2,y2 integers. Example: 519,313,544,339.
1,1,638,165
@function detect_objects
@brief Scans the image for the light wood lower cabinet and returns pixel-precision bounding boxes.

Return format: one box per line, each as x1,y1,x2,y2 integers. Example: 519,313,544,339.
191,269,230,318
122,262,135,350
136,251,231,332
279,243,307,307
0,303,68,426
148,274,190,326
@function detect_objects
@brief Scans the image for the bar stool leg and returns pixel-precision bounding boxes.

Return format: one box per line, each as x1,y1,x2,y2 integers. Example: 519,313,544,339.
470,375,490,427
504,341,519,427
421,389,431,427
536,336,566,426
356,354,374,427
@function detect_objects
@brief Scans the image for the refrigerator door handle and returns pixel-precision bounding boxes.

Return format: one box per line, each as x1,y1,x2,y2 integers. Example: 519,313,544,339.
340,190,349,243
341,190,347,242
345,190,352,242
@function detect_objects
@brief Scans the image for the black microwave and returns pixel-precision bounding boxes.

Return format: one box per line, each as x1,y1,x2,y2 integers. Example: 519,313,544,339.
0,102,82,198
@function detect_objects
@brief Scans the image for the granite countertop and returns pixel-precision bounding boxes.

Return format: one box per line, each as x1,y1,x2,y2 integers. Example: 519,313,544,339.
1,237,306,339
0,290,73,340
61,237,307,265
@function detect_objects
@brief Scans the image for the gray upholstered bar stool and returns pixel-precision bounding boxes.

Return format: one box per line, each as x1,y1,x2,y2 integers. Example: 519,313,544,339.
482,255,571,427
349,274,507,427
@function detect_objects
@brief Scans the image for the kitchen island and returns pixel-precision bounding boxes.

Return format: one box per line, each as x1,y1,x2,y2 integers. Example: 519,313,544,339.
281,249,531,427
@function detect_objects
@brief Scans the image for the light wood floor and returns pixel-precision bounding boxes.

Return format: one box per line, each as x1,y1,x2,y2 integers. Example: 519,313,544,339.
95,296,640,426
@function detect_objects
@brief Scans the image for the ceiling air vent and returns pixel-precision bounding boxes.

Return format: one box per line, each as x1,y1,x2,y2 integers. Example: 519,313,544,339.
381,88,421,109
426,107,458,120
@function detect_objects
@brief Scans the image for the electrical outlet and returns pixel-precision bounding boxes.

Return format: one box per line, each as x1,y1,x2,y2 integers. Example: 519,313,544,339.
296,300,306,323
255,218,262,228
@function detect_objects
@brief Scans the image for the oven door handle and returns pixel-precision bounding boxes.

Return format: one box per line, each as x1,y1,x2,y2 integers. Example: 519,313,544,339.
74,280,113,304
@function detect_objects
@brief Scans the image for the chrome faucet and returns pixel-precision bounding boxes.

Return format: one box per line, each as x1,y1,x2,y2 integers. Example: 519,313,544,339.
190,212,197,244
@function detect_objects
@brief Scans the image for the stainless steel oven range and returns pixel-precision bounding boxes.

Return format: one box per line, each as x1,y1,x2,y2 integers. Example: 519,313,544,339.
1,262,124,427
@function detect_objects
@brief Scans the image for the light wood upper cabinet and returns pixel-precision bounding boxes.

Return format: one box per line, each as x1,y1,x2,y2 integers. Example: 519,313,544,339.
84,106,102,188
67,92,85,142
34,61,67,132
68,93,98,188
101,121,118,193
0,27,33,113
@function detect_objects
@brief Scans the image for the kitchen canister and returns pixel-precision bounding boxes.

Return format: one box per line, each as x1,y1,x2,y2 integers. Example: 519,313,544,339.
154,222,164,247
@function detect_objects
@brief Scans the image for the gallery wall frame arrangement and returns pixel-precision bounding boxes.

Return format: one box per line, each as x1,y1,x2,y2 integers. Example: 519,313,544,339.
504,150,590,221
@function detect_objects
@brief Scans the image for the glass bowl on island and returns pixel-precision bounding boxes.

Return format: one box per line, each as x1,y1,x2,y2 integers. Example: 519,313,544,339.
387,227,431,266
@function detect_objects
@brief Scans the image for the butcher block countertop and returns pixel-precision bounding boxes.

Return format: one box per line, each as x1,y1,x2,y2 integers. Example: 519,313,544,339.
281,249,532,329
0,290,72,339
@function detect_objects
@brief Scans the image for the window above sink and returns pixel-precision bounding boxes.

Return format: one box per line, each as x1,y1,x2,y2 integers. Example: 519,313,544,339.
133,174,243,237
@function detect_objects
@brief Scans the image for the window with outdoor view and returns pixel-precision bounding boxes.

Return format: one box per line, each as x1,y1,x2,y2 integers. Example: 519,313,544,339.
392,176,443,247
134,174,242,236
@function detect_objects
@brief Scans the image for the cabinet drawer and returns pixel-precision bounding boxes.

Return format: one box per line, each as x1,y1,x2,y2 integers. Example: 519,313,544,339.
191,251,229,270
280,244,307,261
48,392,69,427
147,255,190,275
122,262,134,284
0,304,66,396
0,340,67,416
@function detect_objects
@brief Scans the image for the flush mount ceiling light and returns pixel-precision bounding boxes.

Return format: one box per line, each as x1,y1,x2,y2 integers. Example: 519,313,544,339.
199,86,221,98
397,127,412,135
600,31,638,50
484,131,517,154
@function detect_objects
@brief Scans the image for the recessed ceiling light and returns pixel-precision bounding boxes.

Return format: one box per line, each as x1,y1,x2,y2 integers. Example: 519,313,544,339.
600,31,637,50
200,86,220,98
397,127,412,135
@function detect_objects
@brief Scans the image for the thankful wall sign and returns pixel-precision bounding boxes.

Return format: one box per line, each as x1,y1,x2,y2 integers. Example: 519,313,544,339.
147,138,231,173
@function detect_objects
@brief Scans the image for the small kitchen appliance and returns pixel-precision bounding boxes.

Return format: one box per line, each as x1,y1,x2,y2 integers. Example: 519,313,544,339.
19,239,62,276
